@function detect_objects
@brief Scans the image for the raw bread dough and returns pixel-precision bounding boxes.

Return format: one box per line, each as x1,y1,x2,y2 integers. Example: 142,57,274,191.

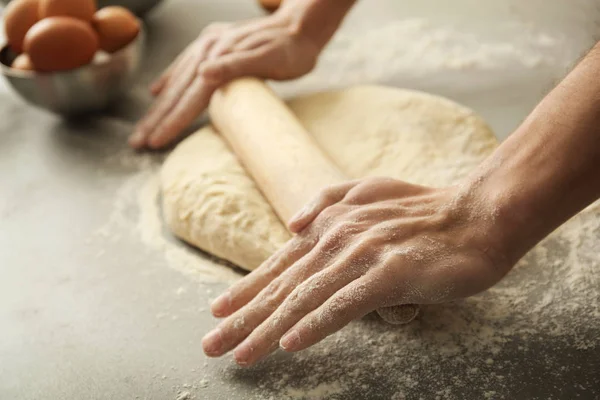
160,129,290,269
161,85,497,271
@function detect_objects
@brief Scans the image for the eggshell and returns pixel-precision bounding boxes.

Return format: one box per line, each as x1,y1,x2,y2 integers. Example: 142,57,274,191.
259,0,282,12
24,17,99,72
91,6,139,53
3,0,40,53
38,0,96,22
11,53,35,70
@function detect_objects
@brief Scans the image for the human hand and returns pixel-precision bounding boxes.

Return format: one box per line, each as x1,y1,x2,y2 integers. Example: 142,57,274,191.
201,177,512,366
130,7,323,150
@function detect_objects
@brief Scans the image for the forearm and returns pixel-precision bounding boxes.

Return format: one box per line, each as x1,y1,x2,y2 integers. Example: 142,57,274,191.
471,42,600,266
280,0,357,48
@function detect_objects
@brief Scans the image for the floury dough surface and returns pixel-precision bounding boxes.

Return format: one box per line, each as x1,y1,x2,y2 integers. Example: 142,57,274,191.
160,85,497,271
160,130,290,270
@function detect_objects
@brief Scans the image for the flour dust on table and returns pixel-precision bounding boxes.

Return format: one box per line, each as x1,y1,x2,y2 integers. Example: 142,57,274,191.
92,146,241,284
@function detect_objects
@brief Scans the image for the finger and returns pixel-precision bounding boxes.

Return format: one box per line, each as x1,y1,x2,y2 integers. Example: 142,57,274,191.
146,38,216,124
280,276,382,353
203,272,309,358
288,180,360,233
132,60,198,148
155,34,219,98
206,20,269,60
149,75,168,97
231,248,372,366
199,46,274,84
150,46,199,96
232,29,278,52
147,76,215,149
201,22,231,36
202,293,276,358
131,36,217,149
343,178,428,206
150,43,195,96
376,304,419,325
205,36,236,61
210,235,316,318
203,227,359,359
128,128,149,149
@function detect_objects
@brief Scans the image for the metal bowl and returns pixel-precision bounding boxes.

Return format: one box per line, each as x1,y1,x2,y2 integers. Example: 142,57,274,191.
0,28,144,115
0,0,164,17
96,0,164,17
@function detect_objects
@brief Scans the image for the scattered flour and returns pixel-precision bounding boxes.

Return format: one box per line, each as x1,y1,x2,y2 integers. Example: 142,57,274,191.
282,382,346,399
93,148,241,284
274,17,584,99
136,173,241,283
198,379,209,388
175,391,191,400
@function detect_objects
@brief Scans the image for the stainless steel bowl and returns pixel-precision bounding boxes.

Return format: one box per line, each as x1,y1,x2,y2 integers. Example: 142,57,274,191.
0,0,164,17
0,29,144,115
97,0,164,16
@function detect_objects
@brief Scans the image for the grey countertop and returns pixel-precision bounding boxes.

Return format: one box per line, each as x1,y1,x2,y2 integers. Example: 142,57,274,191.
1,1,599,399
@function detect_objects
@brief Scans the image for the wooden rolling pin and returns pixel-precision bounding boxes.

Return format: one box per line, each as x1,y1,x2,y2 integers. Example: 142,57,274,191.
209,78,418,325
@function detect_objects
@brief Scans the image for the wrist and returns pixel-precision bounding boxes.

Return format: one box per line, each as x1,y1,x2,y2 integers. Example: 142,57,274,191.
462,169,531,270
457,42,600,269
446,177,516,277
278,0,355,49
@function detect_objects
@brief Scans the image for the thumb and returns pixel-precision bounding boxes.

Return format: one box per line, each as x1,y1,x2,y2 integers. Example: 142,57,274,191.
376,304,420,325
288,180,360,233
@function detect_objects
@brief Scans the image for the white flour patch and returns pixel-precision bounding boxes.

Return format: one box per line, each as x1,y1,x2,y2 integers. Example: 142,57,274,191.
93,148,240,284
136,174,241,283
274,9,598,99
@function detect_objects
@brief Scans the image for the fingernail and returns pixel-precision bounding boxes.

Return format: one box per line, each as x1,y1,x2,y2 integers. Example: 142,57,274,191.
233,341,253,366
202,328,223,356
148,133,164,149
150,81,161,93
280,330,301,352
289,205,308,226
211,292,231,317
129,130,145,147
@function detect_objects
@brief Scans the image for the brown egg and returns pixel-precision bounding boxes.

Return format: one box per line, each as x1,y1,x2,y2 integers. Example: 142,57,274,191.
91,6,140,53
258,0,282,13
38,0,96,22
24,17,99,72
11,53,35,70
3,0,40,53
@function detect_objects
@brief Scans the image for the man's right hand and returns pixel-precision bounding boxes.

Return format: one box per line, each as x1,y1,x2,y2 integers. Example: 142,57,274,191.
130,6,324,150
